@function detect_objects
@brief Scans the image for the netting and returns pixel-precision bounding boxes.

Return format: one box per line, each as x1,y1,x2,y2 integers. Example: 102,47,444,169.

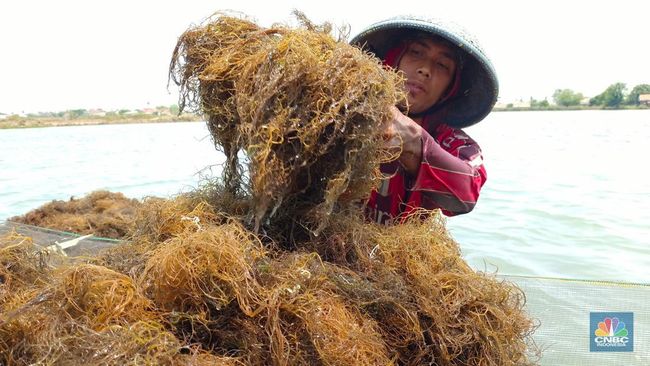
503,275,649,365
0,221,119,257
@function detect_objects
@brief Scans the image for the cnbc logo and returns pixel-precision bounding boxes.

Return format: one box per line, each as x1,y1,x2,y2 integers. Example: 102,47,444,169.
590,312,634,352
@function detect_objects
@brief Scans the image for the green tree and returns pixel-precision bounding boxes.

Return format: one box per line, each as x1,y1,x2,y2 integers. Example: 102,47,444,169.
69,109,87,118
626,84,650,105
530,97,550,109
552,89,583,107
592,83,626,108
170,104,180,115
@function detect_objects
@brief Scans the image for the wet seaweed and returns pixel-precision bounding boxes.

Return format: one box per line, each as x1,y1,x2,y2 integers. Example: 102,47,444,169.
169,12,405,239
10,190,141,239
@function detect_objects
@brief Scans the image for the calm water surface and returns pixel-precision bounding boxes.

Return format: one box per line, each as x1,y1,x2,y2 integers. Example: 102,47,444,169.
1,111,649,283
450,110,650,284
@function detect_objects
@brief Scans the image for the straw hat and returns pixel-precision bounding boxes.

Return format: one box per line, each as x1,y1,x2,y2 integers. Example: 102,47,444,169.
350,16,498,128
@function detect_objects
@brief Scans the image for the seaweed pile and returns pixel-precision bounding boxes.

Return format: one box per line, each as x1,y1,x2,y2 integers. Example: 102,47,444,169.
1,205,536,365
10,190,141,239
0,12,538,366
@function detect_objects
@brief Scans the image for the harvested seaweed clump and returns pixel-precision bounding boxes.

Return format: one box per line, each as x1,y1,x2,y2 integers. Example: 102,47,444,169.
10,190,141,239
0,232,243,366
2,200,538,365
312,212,538,365
1,12,539,366
169,12,405,238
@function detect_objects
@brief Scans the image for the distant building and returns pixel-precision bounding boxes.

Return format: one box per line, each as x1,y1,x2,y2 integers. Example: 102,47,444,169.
156,107,172,116
512,99,531,108
493,101,508,109
639,94,650,106
580,97,591,106
88,109,106,117
0,113,7,120
141,108,156,115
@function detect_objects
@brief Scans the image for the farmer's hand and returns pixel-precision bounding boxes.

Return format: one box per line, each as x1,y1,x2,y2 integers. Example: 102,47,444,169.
384,106,423,175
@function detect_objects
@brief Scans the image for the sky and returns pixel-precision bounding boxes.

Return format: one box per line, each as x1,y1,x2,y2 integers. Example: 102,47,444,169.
0,0,648,114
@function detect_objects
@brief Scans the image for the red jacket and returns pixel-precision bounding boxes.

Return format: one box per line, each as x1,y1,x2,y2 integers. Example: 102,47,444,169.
366,117,486,224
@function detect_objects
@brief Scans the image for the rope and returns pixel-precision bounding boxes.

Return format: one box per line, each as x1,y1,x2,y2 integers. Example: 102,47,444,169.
499,273,650,288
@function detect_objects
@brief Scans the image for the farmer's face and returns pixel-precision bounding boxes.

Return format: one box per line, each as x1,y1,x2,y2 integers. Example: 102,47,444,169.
397,38,457,114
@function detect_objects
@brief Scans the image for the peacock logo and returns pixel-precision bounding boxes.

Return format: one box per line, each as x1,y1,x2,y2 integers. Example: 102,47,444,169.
590,312,633,352
594,317,628,337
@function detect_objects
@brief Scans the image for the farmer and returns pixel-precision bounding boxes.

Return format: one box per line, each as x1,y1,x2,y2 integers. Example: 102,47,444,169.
350,17,499,224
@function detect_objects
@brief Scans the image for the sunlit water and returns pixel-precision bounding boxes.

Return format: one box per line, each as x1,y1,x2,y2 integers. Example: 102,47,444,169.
1,111,649,284
450,110,650,284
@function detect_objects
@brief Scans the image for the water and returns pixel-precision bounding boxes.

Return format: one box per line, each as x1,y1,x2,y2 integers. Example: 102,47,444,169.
448,110,650,284
1,111,649,283
0,122,223,217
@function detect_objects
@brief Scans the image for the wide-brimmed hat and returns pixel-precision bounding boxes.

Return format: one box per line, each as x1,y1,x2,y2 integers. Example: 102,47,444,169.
350,16,498,128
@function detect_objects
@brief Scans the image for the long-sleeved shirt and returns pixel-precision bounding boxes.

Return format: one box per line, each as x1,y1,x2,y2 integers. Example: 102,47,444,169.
366,121,487,224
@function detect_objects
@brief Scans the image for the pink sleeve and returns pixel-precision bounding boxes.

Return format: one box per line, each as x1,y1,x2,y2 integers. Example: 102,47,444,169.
410,129,487,215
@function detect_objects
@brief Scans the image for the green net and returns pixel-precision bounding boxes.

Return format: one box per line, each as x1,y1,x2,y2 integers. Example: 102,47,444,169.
504,274,649,365
0,220,120,256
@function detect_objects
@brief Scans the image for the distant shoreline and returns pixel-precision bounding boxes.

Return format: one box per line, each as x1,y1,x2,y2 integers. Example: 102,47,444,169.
0,115,202,129
2,106,648,129
492,105,649,112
